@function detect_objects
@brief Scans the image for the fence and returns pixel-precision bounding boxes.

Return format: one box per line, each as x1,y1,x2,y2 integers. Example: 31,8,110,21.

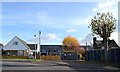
1,55,61,61
61,52,80,60
2,56,29,59
39,55,61,61
86,48,120,64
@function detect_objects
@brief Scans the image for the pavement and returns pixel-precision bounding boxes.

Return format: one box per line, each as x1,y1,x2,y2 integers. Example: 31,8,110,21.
61,60,120,70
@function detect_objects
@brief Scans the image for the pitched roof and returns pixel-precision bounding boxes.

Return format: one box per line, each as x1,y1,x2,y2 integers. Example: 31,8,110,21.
95,40,104,47
96,40,103,45
0,43,4,48
0,43,3,46
95,39,119,48
16,36,30,50
4,36,31,50
108,40,119,48
27,44,37,50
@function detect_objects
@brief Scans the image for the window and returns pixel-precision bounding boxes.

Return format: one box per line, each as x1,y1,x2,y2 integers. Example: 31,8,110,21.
13,41,18,45
41,50,47,52
18,50,23,56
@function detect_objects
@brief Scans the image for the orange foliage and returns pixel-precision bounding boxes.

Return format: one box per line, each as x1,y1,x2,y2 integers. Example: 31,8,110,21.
75,47,86,55
63,36,80,50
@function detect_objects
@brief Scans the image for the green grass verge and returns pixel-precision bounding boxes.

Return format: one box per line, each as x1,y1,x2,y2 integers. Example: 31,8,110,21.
2,58,44,62
29,59,44,62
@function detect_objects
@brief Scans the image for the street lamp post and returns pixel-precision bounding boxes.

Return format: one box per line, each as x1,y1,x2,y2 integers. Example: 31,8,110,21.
34,35,37,60
39,31,41,56
86,41,88,50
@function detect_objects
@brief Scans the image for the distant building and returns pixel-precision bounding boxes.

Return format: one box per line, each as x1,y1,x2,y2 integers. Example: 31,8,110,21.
93,37,119,49
3,36,88,60
80,45,92,50
3,36,63,56
0,43,4,55
3,36,31,56
27,44,63,56
0,43,4,48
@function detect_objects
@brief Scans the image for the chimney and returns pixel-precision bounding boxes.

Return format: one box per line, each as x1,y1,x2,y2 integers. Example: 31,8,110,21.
93,37,96,43
93,37,97,49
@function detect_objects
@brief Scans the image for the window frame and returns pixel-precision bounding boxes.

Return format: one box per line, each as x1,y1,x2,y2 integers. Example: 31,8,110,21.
13,41,18,45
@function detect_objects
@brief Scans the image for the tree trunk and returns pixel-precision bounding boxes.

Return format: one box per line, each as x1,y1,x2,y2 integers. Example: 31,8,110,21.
103,37,108,62
102,24,108,62
103,37,107,49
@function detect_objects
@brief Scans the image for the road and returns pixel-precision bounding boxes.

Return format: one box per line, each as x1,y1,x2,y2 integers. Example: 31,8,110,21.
1,59,120,72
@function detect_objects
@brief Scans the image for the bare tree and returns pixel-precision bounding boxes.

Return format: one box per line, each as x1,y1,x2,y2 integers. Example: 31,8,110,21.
89,12,116,48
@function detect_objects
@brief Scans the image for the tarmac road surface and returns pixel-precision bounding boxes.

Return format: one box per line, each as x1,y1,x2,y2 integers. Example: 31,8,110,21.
1,59,120,72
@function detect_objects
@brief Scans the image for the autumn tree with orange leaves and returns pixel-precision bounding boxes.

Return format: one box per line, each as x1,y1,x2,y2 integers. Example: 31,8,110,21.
62,36,86,56
62,36,80,50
